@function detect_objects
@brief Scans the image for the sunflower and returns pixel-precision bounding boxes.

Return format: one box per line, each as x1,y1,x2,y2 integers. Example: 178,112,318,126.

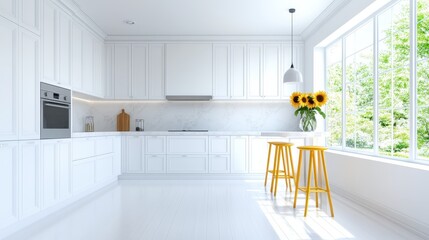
307,94,317,108
299,93,308,107
314,91,328,107
289,92,302,108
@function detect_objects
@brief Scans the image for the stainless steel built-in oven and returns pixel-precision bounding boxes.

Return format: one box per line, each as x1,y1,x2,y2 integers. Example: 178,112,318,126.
40,83,71,139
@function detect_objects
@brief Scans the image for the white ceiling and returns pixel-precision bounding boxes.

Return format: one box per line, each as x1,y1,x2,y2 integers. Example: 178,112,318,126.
72,0,335,36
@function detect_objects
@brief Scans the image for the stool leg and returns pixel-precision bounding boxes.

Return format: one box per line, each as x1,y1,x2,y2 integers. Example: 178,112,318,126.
281,146,289,191
288,146,296,188
313,151,319,208
270,146,278,193
293,150,303,208
320,150,335,217
274,147,282,197
284,146,292,192
264,144,272,187
304,152,314,217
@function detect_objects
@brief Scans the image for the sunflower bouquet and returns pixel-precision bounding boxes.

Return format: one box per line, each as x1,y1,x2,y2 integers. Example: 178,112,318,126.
290,91,328,131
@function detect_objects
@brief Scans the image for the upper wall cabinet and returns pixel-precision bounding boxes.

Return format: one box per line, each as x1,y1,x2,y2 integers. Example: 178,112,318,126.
247,44,282,99
0,0,40,34
212,44,247,100
42,0,71,88
107,43,165,100
165,43,212,96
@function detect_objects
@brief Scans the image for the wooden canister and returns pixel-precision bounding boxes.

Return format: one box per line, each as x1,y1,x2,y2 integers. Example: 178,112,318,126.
117,109,130,131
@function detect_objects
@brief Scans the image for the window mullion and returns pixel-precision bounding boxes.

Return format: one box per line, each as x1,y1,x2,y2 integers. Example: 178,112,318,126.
341,38,347,150
410,0,417,160
374,17,379,155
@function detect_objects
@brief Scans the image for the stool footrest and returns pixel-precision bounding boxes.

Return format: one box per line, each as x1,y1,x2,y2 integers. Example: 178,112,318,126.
297,187,328,193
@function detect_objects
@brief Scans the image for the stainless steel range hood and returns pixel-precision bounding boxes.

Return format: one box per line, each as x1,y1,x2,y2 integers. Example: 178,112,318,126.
166,95,212,101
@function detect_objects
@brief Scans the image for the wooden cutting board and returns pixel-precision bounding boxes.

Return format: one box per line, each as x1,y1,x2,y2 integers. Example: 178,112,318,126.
117,109,130,131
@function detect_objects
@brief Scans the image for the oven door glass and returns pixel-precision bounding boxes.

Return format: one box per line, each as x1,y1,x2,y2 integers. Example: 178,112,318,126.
42,100,70,129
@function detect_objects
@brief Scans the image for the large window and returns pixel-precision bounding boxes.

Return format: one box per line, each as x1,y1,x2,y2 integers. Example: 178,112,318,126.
325,0,429,162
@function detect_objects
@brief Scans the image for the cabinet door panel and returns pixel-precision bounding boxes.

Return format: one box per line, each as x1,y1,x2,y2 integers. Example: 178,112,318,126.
93,38,104,97
0,19,18,140
126,136,144,173
72,138,95,160
95,137,113,155
82,30,93,93
263,44,280,98
146,136,166,154
146,155,166,173
247,44,262,98
58,140,71,200
148,44,165,99
209,155,230,173
0,142,19,228
213,44,229,99
95,155,113,182
209,136,230,154
58,12,71,87
21,0,40,33
167,136,208,154
231,136,248,173
105,44,114,98
167,155,207,173
132,44,148,99
19,29,40,140
72,158,94,194
113,137,122,175
42,0,56,84
0,0,17,22
230,45,246,99
114,44,131,99
20,141,41,218
71,23,83,90
41,141,57,208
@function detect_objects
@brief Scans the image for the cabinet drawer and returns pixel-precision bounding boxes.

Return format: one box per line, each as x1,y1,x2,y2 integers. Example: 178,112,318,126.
209,136,230,154
209,155,230,173
167,136,208,154
72,158,95,194
167,155,208,173
72,138,95,160
146,155,166,173
95,155,113,182
146,136,166,154
95,137,113,155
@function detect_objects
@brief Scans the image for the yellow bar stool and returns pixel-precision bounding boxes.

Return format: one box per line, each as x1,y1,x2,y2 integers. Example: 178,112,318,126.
264,142,296,197
293,146,334,217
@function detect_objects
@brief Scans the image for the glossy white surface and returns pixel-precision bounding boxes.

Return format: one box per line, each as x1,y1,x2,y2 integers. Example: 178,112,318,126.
4,180,422,240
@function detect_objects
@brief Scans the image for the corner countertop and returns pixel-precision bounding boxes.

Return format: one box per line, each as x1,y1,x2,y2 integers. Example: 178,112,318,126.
72,131,328,138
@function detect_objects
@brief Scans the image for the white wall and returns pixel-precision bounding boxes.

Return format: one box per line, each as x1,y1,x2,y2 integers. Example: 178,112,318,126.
304,0,429,237
72,99,299,132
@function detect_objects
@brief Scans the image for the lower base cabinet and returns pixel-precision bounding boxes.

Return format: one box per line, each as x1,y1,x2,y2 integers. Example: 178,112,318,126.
95,155,114,182
167,155,208,173
72,158,95,193
146,155,166,173
19,141,41,218
209,155,230,173
0,142,19,229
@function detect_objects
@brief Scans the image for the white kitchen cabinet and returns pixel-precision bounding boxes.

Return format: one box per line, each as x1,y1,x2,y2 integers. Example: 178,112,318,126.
281,44,304,99
0,18,19,141
146,136,166,154
40,140,57,208
114,44,131,99
104,43,114,98
113,136,122,175
71,21,83,91
93,37,104,98
20,0,40,34
57,140,71,200
95,137,113,156
167,155,208,173
247,44,281,99
146,155,166,173
72,158,95,193
82,29,93,93
167,136,208,154
19,141,41,218
213,44,229,99
230,136,248,173
19,28,39,140
95,155,113,182
0,142,19,229
209,155,230,173
42,1,71,88
165,43,213,96
249,137,282,173
209,136,230,154
148,44,165,99
72,137,95,160
0,0,18,22
132,44,148,99
125,136,145,173
230,44,246,99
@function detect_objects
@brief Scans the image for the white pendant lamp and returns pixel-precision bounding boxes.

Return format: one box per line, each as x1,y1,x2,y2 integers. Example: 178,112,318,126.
283,8,303,83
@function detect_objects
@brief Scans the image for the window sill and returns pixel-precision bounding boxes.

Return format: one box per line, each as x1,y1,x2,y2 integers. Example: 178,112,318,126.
326,149,429,171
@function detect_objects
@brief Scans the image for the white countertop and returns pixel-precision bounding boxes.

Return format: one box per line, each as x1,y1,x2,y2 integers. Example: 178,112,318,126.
72,131,328,138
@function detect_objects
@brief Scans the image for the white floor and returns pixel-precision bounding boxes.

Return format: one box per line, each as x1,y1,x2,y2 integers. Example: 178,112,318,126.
5,180,422,240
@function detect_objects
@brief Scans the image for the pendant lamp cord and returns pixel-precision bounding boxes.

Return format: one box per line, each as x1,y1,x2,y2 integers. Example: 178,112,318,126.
290,10,294,68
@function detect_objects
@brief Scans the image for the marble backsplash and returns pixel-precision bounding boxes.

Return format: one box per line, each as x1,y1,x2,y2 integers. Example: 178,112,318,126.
72,99,299,132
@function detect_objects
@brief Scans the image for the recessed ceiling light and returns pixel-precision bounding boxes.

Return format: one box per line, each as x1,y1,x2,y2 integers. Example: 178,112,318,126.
124,20,135,25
